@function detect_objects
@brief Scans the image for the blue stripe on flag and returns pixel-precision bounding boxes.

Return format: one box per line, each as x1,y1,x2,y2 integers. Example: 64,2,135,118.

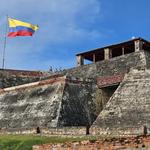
9,26,35,33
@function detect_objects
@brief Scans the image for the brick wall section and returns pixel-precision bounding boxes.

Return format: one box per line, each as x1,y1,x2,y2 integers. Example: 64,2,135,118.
97,74,125,88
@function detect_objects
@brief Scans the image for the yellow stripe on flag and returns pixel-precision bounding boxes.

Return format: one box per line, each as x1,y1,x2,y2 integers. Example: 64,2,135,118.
8,18,38,31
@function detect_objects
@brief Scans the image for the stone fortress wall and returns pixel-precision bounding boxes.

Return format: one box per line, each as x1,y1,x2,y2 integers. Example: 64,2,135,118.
0,38,150,136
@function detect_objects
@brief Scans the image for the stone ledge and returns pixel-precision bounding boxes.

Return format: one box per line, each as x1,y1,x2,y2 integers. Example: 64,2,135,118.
0,127,87,135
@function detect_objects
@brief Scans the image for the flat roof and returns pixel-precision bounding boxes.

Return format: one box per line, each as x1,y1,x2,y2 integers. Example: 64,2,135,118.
76,37,150,56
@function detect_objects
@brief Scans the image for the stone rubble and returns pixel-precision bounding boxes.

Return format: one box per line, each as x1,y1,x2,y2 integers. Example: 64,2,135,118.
33,135,150,150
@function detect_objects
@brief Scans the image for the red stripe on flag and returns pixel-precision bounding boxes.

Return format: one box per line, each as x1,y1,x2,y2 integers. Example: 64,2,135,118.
8,30,33,37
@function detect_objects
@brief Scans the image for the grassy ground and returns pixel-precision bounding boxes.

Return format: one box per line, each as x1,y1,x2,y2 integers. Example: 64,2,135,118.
0,134,98,150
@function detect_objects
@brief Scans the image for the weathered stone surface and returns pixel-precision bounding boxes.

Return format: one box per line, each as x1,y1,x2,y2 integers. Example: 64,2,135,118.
0,76,97,129
97,74,124,88
0,51,147,89
33,135,150,150
144,50,150,69
0,127,87,135
91,69,150,134
58,81,97,126
0,78,65,128
64,51,146,79
0,49,150,134
0,69,45,88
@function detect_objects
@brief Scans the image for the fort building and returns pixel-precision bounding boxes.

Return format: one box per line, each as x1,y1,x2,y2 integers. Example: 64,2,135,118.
0,37,150,136
76,37,150,66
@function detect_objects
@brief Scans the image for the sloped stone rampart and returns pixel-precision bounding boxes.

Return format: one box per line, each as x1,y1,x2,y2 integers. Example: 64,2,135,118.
56,77,97,127
0,76,97,129
0,76,66,129
91,69,150,135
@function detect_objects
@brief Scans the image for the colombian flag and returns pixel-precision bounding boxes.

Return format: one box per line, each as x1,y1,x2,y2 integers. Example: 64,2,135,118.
8,18,39,37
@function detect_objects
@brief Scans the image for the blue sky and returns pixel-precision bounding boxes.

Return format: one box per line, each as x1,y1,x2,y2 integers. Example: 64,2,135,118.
0,0,150,71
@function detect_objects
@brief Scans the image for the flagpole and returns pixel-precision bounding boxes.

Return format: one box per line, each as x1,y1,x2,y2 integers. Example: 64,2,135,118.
2,15,8,69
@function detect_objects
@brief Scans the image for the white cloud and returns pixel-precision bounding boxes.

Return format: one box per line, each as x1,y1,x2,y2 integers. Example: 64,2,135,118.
0,0,102,70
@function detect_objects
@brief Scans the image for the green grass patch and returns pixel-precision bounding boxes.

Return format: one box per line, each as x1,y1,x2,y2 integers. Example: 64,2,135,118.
0,134,98,150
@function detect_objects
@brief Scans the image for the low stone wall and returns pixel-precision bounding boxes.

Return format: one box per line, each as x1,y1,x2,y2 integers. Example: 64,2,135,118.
0,127,87,135
0,69,43,77
0,128,36,135
0,126,146,137
90,127,146,137
0,69,56,88
40,127,86,135
0,69,43,88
